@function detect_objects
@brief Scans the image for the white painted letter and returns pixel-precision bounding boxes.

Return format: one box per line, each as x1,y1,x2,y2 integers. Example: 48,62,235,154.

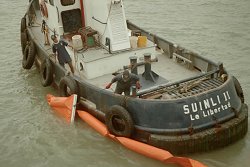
226,91,231,100
223,92,228,101
217,95,221,104
183,105,190,114
203,99,210,109
191,103,198,113
210,98,217,106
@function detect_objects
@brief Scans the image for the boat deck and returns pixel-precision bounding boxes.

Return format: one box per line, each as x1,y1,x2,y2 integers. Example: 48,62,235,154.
30,9,201,95
87,50,200,93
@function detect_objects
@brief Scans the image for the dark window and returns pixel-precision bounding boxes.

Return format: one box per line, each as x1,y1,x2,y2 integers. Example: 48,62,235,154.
61,0,75,6
49,0,54,6
61,9,82,33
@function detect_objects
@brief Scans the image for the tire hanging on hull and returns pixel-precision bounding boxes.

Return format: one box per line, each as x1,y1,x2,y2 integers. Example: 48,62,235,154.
40,58,53,87
21,30,28,54
20,16,28,54
20,17,26,33
59,76,78,97
22,41,36,69
105,105,134,137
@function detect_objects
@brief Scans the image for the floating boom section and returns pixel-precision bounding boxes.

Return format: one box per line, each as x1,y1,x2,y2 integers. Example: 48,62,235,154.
46,94,207,166
84,0,130,51
77,110,207,167
47,94,77,123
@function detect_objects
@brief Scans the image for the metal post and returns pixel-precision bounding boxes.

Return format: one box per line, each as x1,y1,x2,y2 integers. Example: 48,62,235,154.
129,56,138,75
142,53,159,82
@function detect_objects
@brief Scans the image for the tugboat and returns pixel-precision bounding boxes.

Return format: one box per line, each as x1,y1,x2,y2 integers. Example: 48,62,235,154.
21,0,248,154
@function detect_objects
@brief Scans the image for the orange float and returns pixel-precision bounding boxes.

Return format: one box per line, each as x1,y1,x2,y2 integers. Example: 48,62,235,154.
47,94,207,167
77,110,207,167
39,0,48,18
47,94,77,123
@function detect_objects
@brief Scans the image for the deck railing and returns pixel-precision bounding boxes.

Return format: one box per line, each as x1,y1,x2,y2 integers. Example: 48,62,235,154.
126,20,219,73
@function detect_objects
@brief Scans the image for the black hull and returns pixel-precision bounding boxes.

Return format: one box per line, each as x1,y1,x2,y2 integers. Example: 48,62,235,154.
29,34,248,154
22,1,248,154
149,104,248,154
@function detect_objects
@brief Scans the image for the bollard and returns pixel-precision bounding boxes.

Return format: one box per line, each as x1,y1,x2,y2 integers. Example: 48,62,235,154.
129,56,138,75
142,53,159,82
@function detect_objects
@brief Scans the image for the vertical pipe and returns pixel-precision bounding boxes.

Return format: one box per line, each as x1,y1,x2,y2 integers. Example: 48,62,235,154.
144,53,152,76
80,0,85,27
129,56,138,75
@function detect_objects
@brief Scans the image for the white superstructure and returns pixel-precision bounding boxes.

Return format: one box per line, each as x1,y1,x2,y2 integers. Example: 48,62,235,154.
43,0,130,52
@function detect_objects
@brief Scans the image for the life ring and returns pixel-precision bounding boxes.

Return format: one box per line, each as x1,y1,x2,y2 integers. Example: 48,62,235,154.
105,105,134,137
40,58,53,87
59,76,78,97
39,0,48,18
20,17,26,33
21,30,28,54
22,41,36,69
233,76,244,103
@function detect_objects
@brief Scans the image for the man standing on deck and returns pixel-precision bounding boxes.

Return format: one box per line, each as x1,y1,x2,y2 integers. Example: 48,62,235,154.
51,35,74,74
105,70,141,96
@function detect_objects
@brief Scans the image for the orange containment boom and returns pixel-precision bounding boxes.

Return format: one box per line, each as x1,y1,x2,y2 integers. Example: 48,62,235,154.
77,111,207,167
46,95,206,167
47,94,77,123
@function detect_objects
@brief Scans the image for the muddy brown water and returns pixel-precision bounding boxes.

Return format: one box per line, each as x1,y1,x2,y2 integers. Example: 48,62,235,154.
0,0,249,166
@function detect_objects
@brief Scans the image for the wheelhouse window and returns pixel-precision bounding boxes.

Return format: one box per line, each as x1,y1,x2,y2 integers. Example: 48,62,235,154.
49,0,54,6
61,0,75,6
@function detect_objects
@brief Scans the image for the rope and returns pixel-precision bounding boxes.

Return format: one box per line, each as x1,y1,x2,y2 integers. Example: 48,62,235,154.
100,0,113,38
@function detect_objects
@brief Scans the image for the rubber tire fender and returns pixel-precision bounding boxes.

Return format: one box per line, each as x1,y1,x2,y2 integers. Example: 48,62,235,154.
21,30,28,54
20,17,26,33
105,105,134,137
22,41,36,69
59,76,78,97
233,76,244,103
40,58,53,87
